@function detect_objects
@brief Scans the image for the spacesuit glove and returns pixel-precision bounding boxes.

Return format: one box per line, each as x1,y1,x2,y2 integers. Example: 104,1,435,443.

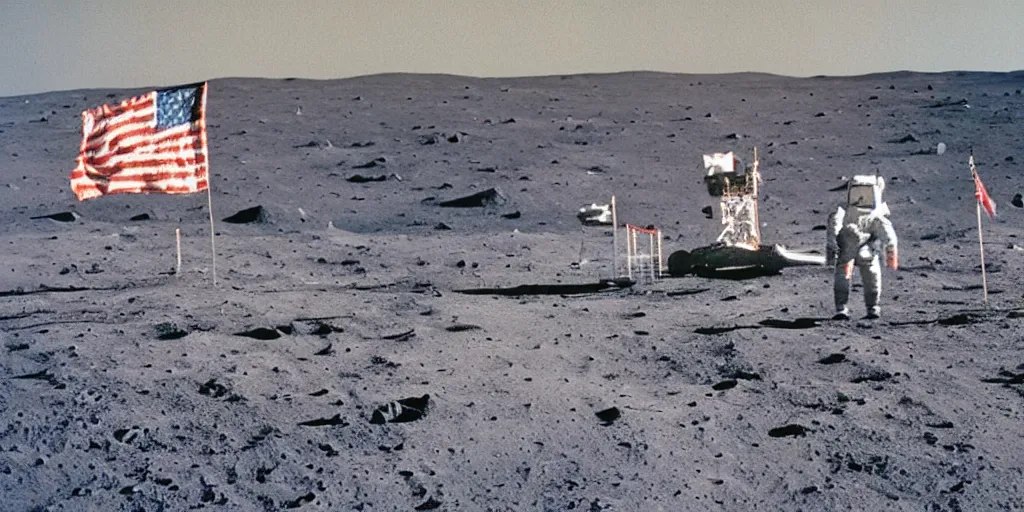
886,247,899,270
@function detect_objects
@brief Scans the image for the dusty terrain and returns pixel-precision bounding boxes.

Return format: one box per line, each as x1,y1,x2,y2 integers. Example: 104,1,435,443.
2,71,1024,511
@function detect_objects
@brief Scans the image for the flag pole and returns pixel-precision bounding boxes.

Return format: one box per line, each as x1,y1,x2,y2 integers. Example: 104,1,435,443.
200,82,217,286
611,195,618,278
969,152,988,306
175,228,182,276
207,186,217,286
976,200,988,306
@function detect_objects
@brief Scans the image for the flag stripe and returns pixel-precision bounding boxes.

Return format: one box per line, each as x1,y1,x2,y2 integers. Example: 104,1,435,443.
84,118,182,154
70,84,209,201
85,106,156,143
97,152,206,171
74,163,207,181
84,103,156,146
71,181,210,201
88,137,205,167
71,171,208,196
90,96,155,126
97,156,205,172
86,128,200,160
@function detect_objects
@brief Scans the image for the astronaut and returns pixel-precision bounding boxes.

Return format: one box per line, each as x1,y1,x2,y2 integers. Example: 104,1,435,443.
826,175,899,320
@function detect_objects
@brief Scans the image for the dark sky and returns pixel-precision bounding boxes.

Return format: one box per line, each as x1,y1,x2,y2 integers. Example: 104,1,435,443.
2,0,1021,97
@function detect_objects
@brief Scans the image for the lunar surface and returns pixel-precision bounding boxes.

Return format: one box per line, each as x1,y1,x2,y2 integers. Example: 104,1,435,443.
2,71,1023,511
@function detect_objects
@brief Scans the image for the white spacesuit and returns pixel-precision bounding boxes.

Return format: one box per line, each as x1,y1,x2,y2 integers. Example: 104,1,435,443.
826,176,898,319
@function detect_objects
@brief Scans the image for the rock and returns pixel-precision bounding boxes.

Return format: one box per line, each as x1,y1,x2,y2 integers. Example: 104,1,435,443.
293,140,329,149
445,324,481,332
702,206,714,219
926,98,969,108
937,142,946,155
439,188,506,208
381,329,416,341
284,493,317,508
418,134,440,145
818,353,847,365
198,378,229,398
502,211,521,219
370,394,430,424
768,424,809,437
595,406,621,426
346,174,387,183
1012,193,1023,208
234,327,281,340
889,134,919,144
298,414,349,427
129,213,151,221
414,497,443,511
353,157,387,169
223,206,269,224
577,203,611,225
154,322,189,340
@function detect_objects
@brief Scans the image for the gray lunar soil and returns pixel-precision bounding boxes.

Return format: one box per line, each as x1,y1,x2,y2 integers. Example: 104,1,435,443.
2,71,1024,511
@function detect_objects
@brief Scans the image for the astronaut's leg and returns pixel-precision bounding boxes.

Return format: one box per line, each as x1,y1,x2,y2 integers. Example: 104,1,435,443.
861,255,882,319
833,262,853,319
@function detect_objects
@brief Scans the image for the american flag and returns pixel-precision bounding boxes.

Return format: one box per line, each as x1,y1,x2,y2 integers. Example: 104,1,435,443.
70,82,209,201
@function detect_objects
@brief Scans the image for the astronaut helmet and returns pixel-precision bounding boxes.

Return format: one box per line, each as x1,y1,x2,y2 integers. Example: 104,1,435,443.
847,175,886,213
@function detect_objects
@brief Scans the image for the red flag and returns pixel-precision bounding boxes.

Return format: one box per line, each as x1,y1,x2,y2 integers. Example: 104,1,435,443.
974,170,997,218
70,82,209,201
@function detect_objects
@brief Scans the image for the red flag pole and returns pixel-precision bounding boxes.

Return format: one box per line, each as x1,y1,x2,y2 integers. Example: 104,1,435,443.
970,154,988,306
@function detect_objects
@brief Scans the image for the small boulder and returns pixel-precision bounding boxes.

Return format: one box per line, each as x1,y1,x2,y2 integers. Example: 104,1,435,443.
223,206,268,224
439,188,506,208
370,394,430,424
595,407,621,426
